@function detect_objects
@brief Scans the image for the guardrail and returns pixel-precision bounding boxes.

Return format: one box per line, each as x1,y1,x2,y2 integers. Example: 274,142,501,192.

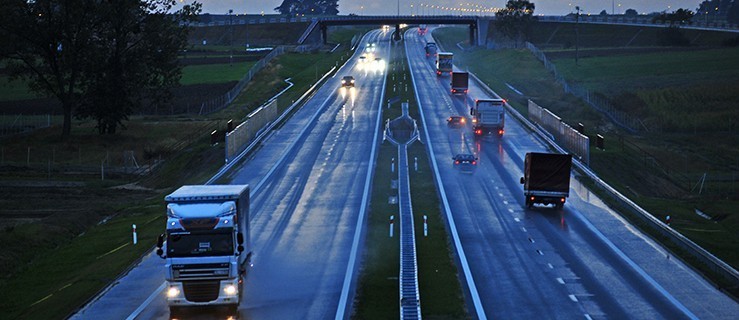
469,71,739,294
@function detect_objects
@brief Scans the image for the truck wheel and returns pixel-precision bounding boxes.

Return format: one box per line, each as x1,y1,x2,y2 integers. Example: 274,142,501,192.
525,199,532,208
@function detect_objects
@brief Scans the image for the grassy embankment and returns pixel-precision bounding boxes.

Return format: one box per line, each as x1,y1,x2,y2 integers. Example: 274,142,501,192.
353,37,466,319
433,25,739,285
0,25,362,319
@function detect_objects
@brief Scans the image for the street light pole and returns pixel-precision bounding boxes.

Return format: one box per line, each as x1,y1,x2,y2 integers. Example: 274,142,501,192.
575,6,580,65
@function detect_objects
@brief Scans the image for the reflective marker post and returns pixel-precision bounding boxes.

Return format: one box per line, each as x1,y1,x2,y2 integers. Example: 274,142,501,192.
132,224,138,245
423,215,428,237
389,215,394,238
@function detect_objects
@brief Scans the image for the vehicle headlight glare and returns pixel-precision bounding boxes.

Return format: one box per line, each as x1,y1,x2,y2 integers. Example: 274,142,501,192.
224,284,237,295
167,287,181,298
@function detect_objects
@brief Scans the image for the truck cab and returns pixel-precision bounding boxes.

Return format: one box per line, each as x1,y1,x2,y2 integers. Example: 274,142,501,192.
156,185,251,314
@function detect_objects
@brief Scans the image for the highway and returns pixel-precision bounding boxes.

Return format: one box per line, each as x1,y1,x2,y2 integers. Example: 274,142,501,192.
68,26,739,320
406,28,739,319
71,29,391,319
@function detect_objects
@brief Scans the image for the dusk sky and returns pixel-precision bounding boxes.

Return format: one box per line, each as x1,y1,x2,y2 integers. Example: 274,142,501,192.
188,1,704,16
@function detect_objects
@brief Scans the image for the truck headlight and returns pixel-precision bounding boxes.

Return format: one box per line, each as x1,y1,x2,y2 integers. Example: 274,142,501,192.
167,286,181,298
223,284,238,296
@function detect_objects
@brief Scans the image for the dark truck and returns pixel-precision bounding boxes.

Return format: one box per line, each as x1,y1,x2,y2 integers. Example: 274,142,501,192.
424,42,437,57
450,72,469,95
520,152,572,209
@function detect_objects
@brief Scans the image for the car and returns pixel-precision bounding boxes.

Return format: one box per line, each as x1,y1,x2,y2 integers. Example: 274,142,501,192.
452,154,477,171
341,76,355,88
365,43,376,53
447,116,466,128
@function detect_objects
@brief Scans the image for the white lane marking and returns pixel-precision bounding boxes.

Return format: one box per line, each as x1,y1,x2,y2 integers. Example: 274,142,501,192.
547,263,554,269
557,277,565,284
513,216,519,221
569,294,578,302
125,282,165,320
585,314,593,320
521,227,527,232
536,250,544,256
335,29,388,320
503,200,509,205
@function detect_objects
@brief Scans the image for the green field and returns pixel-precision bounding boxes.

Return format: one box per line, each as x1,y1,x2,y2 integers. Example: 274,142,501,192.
180,61,257,85
433,24,739,281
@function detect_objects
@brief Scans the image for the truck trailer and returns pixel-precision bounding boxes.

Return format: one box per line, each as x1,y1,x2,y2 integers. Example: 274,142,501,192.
436,52,453,76
450,72,469,95
520,153,572,208
471,99,505,136
156,184,251,314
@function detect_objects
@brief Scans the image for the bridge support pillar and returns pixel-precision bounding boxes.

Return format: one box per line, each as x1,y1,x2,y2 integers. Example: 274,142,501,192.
394,24,402,41
321,24,328,44
469,22,477,47
476,18,490,47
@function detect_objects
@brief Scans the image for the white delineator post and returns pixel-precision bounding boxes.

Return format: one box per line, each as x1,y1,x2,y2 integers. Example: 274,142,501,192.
132,224,138,245
423,215,428,237
389,215,395,238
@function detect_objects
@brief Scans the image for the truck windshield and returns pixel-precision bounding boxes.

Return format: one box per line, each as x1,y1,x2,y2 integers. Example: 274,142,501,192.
167,231,234,257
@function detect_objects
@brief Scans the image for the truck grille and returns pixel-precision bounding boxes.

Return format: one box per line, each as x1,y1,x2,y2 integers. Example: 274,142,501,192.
183,280,220,302
173,263,229,280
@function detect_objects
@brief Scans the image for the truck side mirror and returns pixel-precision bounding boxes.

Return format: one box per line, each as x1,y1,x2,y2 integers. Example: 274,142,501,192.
520,177,525,184
156,234,165,258
237,232,244,245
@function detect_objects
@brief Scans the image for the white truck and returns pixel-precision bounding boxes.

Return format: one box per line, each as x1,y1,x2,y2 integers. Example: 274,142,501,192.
436,52,453,76
156,184,251,314
471,99,506,136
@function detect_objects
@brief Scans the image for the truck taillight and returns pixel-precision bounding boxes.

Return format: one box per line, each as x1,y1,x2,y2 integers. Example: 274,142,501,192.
560,198,565,203
498,129,504,135
530,196,535,201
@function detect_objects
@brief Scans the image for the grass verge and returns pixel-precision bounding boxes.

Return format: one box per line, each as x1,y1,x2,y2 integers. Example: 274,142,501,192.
353,37,466,319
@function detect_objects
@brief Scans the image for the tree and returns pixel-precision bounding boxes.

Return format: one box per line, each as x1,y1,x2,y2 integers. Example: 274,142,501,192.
76,0,201,134
728,1,739,23
0,0,103,137
275,0,339,16
599,10,608,16
494,0,536,48
0,0,200,136
624,8,638,17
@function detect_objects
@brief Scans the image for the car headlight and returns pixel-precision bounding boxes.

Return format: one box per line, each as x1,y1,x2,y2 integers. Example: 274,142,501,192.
223,284,238,296
167,286,181,298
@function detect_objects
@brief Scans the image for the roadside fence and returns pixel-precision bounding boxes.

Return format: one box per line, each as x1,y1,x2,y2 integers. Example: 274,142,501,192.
198,46,286,115
525,42,641,133
225,99,278,162
0,114,58,137
527,100,590,165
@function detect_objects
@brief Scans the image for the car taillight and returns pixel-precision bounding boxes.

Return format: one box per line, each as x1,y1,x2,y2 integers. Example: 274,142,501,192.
455,160,460,164
472,161,476,165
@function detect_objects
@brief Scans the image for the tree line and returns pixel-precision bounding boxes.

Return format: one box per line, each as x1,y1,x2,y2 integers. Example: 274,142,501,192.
0,0,201,137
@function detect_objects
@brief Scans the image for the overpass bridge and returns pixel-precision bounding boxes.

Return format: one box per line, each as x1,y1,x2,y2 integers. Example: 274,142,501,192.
297,15,489,46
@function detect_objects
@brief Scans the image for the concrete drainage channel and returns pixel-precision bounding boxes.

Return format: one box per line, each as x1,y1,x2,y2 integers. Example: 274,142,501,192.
385,102,422,319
